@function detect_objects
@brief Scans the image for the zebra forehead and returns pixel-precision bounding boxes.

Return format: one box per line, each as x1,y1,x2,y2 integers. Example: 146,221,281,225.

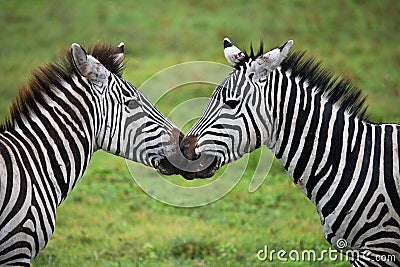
231,40,294,71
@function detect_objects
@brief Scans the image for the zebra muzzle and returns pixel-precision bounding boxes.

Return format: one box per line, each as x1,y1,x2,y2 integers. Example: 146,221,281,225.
178,135,219,179
156,129,184,175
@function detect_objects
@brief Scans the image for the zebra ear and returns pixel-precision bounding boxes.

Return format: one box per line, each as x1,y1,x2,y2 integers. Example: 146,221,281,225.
258,40,293,72
71,43,90,76
114,42,124,65
223,38,245,66
71,43,108,84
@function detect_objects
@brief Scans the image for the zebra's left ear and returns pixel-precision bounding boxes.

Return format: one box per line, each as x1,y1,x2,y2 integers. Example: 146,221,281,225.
252,40,293,80
71,43,108,85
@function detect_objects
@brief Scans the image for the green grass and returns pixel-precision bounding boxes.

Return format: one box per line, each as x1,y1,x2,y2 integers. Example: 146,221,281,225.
37,153,347,267
0,1,399,266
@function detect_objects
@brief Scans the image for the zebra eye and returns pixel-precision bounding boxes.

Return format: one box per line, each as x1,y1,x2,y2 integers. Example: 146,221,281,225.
124,99,139,109
224,99,240,109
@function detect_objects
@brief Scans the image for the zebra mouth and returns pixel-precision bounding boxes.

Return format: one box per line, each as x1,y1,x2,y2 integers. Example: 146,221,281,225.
157,157,180,175
178,156,219,180
178,135,220,179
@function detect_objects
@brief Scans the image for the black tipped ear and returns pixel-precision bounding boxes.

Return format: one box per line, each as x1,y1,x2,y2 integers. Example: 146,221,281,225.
114,42,124,65
279,40,293,52
224,38,233,48
223,37,245,66
116,42,124,53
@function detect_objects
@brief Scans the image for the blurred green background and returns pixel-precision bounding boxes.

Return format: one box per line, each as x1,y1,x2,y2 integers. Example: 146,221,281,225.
1,1,399,266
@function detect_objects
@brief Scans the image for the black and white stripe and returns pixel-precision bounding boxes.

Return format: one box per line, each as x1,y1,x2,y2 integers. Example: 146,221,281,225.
181,38,400,266
0,42,181,266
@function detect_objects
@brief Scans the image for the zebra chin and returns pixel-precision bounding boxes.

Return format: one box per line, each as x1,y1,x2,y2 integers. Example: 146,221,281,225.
178,156,220,180
156,158,180,175
156,150,220,179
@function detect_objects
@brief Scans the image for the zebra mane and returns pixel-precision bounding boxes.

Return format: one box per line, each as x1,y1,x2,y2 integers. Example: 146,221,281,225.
0,42,125,131
280,51,369,120
237,42,369,121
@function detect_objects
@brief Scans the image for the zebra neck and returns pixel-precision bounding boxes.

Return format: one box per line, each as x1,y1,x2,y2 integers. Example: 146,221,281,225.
0,83,98,204
269,75,368,205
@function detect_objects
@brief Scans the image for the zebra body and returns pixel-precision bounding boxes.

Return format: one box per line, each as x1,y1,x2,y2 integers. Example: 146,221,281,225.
0,42,181,266
180,38,400,266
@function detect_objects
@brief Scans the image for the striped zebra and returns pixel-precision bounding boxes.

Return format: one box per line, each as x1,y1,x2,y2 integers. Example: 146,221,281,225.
0,42,182,266
180,38,400,266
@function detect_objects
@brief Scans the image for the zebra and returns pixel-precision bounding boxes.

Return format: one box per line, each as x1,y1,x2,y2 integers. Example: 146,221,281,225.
179,38,400,266
0,42,182,266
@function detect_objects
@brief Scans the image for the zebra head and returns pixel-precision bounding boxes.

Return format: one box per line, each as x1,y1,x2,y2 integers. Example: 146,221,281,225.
71,43,182,175
180,38,293,179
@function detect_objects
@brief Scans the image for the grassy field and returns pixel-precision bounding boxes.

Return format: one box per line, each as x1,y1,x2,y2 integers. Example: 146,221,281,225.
1,1,399,266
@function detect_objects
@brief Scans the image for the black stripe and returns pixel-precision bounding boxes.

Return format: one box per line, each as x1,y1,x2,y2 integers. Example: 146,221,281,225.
322,115,362,216
330,120,368,234
237,112,251,153
275,71,285,145
306,96,330,197
316,109,345,207
0,136,28,232
0,138,13,216
344,125,380,246
367,194,386,219
383,125,400,215
246,105,261,149
292,85,317,183
341,123,373,241
276,74,292,159
10,130,57,212
285,77,306,169
267,72,273,109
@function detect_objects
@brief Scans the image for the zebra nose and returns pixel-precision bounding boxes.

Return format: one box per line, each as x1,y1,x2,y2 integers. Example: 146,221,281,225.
180,135,200,160
178,135,218,179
